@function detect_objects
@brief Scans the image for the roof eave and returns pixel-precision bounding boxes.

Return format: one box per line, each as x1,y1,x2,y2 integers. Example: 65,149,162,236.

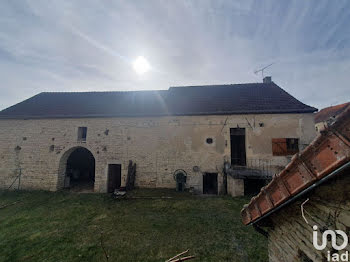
241,106,350,226
0,108,318,120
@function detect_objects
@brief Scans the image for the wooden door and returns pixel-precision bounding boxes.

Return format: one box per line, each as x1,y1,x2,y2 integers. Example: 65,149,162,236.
107,164,121,193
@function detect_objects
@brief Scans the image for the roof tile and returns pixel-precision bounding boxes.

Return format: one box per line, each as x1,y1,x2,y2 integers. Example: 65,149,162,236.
315,102,350,123
241,106,350,225
0,82,317,119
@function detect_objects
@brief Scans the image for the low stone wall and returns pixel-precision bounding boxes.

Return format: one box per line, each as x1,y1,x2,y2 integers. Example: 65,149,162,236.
227,175,244,197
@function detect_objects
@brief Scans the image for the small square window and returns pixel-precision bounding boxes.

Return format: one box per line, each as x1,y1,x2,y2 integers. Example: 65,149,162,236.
272,138,299,156
286,138,299,153
206,138,213,144
78,127,87,141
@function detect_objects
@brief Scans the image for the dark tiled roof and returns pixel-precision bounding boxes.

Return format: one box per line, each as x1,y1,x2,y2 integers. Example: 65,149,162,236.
241,106,350,225
314,102,350,123
0,82,317,119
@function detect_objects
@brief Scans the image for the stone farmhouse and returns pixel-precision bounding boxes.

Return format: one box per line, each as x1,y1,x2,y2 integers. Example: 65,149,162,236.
0,77,317,194
315,102,349,133
241,107,350,262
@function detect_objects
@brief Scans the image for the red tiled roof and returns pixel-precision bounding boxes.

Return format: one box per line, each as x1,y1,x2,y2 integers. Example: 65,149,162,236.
314,102,350,123
241,106,350,225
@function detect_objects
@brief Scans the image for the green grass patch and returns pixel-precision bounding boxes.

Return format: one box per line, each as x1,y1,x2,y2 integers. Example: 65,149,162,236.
0,189,267,262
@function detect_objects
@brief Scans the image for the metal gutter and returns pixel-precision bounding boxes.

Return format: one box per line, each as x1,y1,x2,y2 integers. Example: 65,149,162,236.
250,161,350,226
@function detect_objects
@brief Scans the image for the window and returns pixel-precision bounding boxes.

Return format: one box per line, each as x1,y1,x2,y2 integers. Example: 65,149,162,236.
78,127,87,141
286,138,299,152
206,137,213,144
272,138,299,156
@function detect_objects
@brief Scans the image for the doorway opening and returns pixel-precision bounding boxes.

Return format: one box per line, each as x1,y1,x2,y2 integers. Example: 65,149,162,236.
230,128,246,166
107,164,121,193
244,179,267,196
203,173,218,194
65,147,95,192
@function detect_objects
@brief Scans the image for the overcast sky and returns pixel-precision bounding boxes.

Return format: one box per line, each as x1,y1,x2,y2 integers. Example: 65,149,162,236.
0,0,349,110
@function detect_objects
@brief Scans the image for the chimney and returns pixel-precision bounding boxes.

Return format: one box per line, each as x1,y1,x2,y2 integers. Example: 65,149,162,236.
263,76,272,83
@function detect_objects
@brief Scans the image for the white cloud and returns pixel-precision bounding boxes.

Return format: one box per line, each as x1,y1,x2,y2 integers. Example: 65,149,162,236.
0,0,349,110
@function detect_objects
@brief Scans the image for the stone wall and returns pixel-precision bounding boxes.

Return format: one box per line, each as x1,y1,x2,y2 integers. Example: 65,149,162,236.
315,121,327,133
227,175,244,197
266,170,350,262
0,113,315,193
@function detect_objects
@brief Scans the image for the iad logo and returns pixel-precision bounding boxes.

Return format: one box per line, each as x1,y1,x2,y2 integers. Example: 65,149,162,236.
313,225,348,250
313,225,349,261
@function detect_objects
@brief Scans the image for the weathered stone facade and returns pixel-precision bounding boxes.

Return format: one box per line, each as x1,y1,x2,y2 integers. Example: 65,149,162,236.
227,175,244,196
0,113,315,193
266,171,350,262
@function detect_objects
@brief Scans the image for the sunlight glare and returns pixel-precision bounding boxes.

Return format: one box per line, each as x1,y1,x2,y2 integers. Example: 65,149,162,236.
133,56,150,74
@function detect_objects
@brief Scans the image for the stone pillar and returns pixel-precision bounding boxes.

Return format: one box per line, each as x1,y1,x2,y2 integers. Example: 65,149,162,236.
227,176,244,197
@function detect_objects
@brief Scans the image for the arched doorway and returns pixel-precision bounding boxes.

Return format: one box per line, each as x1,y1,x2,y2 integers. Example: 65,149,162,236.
64,147,95,192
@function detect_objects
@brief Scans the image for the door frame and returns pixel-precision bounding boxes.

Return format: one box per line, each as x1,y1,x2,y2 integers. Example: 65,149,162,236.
107,164,122,193
203,172,218,195
230,128,247,166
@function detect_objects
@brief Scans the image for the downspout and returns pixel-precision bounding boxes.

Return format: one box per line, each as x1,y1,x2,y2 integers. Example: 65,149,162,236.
251,161,350,226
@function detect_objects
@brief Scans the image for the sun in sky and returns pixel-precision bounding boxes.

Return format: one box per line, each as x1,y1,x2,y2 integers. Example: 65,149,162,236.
132,56,151,75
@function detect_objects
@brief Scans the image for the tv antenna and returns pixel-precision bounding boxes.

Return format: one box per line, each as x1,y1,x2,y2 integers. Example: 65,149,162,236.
254,63,274,78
